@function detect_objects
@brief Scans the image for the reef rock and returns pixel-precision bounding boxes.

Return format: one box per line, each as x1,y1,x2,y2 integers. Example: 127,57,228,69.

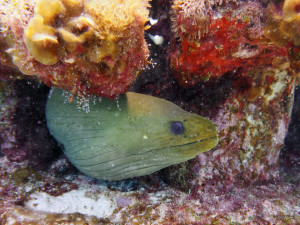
147,0,297,191
0,79,59,168
162,61,295,193
0,0,150,98
0,0,299,224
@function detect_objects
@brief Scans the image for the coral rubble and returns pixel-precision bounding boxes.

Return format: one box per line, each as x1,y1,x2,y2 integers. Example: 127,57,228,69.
0,0,150,98
0,156,299,224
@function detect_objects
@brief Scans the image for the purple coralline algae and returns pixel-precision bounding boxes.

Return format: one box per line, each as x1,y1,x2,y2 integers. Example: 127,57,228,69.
0,155,298,224
0,79,59,168
0,0,299,224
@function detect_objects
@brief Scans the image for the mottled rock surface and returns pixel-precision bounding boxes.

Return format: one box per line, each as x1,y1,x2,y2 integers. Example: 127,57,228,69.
0,79,59,168
0,0,299,224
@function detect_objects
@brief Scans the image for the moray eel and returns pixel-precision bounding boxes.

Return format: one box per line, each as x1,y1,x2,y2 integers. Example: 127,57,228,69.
46,88,218,181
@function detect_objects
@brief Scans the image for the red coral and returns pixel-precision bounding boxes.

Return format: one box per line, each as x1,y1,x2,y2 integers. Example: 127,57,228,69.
170,16,288,87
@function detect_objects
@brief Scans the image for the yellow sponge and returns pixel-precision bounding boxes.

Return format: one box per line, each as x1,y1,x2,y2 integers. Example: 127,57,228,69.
24,15,59,65
1,0,150,97
264,0,300,46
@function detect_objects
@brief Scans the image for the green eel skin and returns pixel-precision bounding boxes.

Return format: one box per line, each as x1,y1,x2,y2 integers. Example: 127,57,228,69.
46,88,218,181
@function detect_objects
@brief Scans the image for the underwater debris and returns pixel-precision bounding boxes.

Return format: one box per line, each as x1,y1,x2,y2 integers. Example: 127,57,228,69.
0,0,150,98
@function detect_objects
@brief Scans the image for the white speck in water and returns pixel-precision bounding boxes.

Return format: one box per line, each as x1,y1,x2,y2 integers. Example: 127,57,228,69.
149,17,158,25
76,93,91,113
148,33,164,45
116,99,121,111
91,96,96,105
143,135,148,139
48,88,54,99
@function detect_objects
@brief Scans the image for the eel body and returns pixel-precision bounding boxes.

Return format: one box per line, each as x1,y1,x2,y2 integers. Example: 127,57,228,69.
46,88,218,181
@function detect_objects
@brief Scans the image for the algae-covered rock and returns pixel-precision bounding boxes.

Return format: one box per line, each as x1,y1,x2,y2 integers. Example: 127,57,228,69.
164,59,295,192
0,0,150,98
0,0,299,224
0,79,59,167
160,0,298,194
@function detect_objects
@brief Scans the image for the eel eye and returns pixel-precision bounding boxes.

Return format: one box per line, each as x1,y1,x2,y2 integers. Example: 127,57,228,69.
171,121,184,135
